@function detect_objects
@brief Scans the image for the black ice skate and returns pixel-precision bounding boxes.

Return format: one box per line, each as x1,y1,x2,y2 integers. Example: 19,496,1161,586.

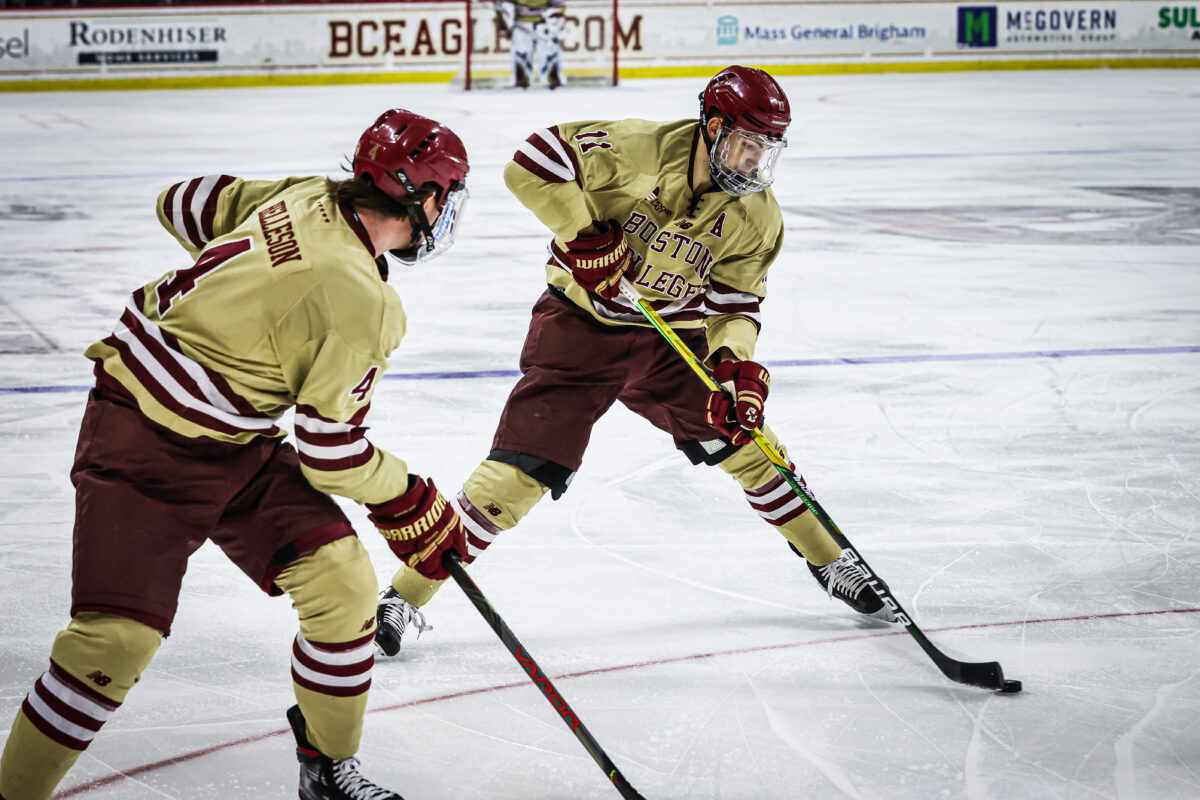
374,587,432,657
796,544,899,623
288,704,403,800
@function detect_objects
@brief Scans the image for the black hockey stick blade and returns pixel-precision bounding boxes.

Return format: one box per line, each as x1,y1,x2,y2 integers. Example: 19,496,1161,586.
906,624,1013,691
443,550,649,799
837,543,1021,693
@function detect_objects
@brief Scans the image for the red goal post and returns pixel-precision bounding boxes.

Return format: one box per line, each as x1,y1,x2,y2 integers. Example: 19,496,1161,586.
461,0,620,89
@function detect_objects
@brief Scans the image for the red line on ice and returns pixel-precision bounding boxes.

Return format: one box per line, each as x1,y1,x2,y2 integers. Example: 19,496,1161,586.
52,606,1200,798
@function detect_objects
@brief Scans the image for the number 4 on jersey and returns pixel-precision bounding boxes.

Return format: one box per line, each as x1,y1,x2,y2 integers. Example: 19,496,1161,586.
350,366,379,404
156,237,253,317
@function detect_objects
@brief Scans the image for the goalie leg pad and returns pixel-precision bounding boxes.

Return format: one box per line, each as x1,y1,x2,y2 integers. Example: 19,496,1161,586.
511,24,535,87
0,613,161,800
274,537,377,760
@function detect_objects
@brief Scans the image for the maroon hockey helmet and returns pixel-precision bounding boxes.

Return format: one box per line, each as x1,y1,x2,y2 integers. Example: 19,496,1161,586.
699,67,790,196
700,65,791,140
353,108,469,210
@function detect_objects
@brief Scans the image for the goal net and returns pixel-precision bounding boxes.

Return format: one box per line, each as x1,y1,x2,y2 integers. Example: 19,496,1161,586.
459,0,620,90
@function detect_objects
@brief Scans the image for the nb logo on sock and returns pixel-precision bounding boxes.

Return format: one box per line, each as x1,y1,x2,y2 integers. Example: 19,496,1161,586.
86,670,112,687
484,503,503,517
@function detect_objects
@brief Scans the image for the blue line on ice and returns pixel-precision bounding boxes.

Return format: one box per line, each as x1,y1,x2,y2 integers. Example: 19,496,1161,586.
2,345,1197,395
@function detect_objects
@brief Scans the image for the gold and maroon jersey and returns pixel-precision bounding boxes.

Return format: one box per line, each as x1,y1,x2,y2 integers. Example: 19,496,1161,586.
503,117,784,363
83,175,411,506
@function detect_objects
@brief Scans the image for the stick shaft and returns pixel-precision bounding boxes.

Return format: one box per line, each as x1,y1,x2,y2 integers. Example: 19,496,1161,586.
444,551,647,799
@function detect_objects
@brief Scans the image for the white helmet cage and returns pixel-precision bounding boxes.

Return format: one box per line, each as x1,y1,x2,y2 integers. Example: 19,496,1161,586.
707,123,787,197
385,181,470,268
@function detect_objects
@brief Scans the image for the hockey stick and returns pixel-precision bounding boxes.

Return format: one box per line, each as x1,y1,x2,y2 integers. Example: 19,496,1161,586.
616,277,1021,694
443,550,649,799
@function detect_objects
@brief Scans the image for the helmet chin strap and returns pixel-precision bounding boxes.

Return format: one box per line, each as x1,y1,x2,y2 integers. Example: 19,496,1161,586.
387,167,438,259
405,200,437,255
700,114,740,193
704,119,739,194
386,198,441,266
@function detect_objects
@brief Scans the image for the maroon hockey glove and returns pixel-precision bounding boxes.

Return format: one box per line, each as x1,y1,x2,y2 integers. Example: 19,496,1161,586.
367,476,467,581
561,221,634,299
706,360,771,445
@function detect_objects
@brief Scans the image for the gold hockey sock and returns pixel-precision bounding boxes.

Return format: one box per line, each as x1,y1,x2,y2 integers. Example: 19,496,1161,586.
0,613,161,800
720,425,842,566
275,536,377,759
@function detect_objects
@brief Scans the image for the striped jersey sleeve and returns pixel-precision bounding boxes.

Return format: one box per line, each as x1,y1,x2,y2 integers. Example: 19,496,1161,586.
156,175,315,258
512,126,581,185
706,278,763,327
504,125,594,242
287,331,409,505
294,403,410,506
703,204,783,362
157,174,237,256
294,403,375,474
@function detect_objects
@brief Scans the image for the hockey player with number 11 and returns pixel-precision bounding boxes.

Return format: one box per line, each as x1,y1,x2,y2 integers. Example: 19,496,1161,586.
374,66,900,658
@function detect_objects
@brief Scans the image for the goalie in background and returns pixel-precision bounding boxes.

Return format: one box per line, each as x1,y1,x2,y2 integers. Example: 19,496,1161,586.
495,0,567,89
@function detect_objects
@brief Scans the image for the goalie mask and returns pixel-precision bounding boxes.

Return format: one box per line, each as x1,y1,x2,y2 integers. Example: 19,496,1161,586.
353,108,470,265
699,66,790,197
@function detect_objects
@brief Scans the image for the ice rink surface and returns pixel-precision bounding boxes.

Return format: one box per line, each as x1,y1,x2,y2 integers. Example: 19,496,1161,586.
1,69,1198,799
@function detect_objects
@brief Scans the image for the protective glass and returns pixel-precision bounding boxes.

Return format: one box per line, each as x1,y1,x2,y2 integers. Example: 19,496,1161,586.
387,185,470,268
709,126,787,197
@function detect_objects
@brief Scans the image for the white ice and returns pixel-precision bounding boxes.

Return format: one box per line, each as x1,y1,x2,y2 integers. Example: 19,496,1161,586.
1,69,1198,800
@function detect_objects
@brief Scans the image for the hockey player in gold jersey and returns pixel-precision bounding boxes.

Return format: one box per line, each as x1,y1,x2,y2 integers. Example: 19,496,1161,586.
0,109,471,800
374,66,899,659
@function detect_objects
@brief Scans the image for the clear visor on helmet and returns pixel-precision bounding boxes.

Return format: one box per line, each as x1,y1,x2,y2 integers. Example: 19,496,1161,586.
387,185,469,268
709,126,787,197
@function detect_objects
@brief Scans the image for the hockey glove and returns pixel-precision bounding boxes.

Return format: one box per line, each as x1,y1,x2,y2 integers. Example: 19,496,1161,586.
367,476,467,581
706,360,770,445
561,221,634,300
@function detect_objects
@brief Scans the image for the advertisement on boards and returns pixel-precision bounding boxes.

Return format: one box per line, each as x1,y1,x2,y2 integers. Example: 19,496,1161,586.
0,1,1196,86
